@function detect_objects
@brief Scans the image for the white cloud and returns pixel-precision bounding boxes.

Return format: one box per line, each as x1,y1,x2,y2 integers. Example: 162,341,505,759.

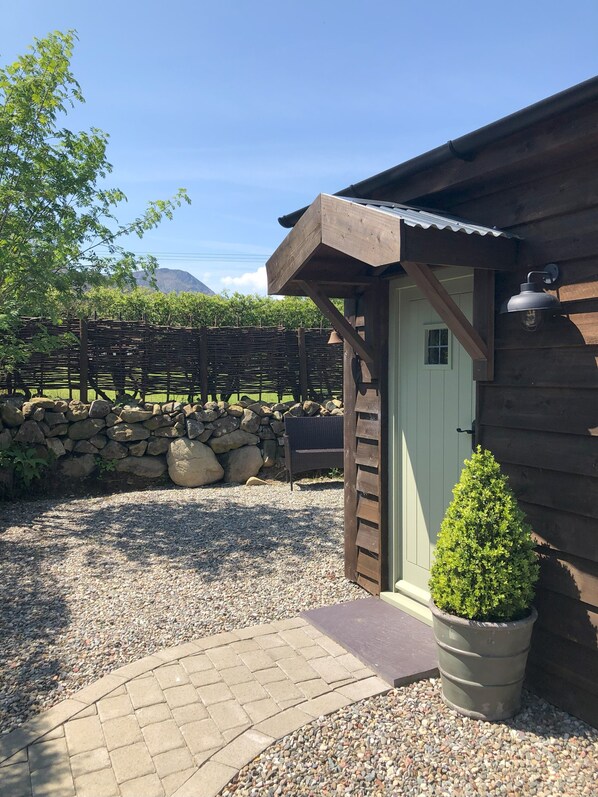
221,266,268,294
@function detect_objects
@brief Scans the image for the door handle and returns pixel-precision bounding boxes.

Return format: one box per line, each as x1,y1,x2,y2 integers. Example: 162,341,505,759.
456,427,473,434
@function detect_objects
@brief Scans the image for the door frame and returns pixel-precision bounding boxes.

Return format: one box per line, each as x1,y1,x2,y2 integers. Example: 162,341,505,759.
384,266,476,624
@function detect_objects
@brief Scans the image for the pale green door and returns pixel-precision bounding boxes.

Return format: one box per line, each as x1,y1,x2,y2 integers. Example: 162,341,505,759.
387,271,475,623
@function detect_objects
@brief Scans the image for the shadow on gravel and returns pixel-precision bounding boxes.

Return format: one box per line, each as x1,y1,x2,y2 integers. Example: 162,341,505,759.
0,536,70,732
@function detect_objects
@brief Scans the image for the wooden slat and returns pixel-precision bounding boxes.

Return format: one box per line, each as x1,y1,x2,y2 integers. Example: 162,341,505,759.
356,521,380,554
356,549,380,582
356,572,380,595
512,204,598,265
526,662,598,728
356,417,379,440
343,298,358,583
529,628,598,695
495,311,598,350
483,426,598,479
535,587,598,650
356,495,380,525
537,551,598,606
479,385,598,436
401,223,517,272
356,465,380,497
494,347,598,388
502,464,598,521
355,387,381,414
355,439,379,468
523,503,598,562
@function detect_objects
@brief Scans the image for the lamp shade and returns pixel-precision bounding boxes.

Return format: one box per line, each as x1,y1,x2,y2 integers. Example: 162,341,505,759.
502,282,561,314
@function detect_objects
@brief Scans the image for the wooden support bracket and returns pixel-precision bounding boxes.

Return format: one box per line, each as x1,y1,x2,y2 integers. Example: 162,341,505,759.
298,280,376,369
400,262,493,381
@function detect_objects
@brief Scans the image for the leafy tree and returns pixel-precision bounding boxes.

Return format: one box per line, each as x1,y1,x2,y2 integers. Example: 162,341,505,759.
0,31,190,372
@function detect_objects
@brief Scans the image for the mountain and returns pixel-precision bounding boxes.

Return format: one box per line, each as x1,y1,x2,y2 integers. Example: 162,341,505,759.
133,268,215,295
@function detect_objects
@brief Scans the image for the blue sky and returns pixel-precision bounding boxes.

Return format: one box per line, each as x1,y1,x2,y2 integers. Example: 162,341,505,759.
2,1,598,294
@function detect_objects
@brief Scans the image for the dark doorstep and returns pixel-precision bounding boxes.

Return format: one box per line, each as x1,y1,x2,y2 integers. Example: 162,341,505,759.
302,597,438,687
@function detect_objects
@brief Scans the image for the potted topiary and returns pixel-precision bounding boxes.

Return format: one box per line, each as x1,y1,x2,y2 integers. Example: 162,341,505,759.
429,446,539,721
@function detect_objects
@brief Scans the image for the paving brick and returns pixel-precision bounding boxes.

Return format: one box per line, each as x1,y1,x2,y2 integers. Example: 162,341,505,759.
135,703,172,728
69,746,111,779
254,707,311,740
303,624,325,640
179,654,213,674
112,656,163,680
73,767,119,797
1,699,86,763
154,643,200,663
271,617,308,631
142,720,185,756
110,742,154,783
266,646,299,662
120,773,164,797
232,623,276,640
154,665,190,690
97,693,134,723
299,691,352,718
254,667,287,685
189,669,222,687
161,767,196,796
335,652,367,672
206,647,242,670
170,702,209,726
33,725,65,743
230,681,268,705
353,667,376,680
277,657,319,683
180,719,225,754
163,684,199,709
193,631,238,649
73,675,125,706
299,645,329,660
338,676,390,701
153,746,194,779
230,639,261,653
171,761,237,797
256,633,286,650
102,715,143,751
244,698,279,724
70,705,97,720
28,737,69,773
298,678,331,699
207,700,249,732
126,676,165,709
278,628,313,649
310,656,352,684
220,665,254,686
264,679,303,704
213,729,274,769
238,649,276,672
197,681,233,706
64,715,105,756
30,759,75,796
0,762,31,797
0,749,27,768
318,637,348,657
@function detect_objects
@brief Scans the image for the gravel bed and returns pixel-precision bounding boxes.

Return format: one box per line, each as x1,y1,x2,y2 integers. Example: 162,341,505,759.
223,679,598,797
0,480,360,735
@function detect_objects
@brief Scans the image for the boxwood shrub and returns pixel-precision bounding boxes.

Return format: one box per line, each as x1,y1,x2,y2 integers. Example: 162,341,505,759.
429,446,539,622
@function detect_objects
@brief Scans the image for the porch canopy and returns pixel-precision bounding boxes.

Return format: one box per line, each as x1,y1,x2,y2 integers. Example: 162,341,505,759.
266,194,518,381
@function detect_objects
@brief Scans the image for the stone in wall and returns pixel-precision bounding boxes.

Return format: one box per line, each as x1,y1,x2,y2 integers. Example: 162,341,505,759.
115,455,166,478
167,438,224,487
218,446,262,483
106,423,150,442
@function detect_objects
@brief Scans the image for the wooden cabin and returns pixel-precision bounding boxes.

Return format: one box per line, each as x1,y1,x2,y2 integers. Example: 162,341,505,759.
266,78,598,727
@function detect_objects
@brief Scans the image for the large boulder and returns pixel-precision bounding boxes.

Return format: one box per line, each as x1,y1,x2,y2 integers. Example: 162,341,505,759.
1,404,23,427
120,406,154,423
219,445,263,484
115,456,166,479
106,423,150,442
68,418,106,440
13,420,45,445
167,438,224,487
209,430,259,454
59,454,96,479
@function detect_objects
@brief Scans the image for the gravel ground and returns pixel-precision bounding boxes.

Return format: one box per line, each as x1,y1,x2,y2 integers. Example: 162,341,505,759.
0,479,360,735
223,679,598,797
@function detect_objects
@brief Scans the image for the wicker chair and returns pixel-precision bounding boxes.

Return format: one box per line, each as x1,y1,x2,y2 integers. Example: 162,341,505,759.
283,415,344,490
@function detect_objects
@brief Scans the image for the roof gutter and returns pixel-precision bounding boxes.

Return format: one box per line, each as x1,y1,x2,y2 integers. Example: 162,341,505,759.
278,75,598,229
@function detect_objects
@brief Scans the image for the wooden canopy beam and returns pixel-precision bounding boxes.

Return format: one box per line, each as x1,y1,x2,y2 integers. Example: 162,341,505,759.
400,262,493,381
298,280,376,368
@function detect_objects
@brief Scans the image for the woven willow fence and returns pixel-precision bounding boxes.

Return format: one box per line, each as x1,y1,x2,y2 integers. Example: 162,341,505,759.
1,319,343,403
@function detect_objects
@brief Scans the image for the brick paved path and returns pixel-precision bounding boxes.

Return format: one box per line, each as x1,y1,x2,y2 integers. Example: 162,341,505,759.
0,616,389,797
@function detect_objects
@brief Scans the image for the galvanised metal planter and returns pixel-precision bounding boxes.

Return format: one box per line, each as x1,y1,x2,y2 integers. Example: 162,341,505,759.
430,601,537,721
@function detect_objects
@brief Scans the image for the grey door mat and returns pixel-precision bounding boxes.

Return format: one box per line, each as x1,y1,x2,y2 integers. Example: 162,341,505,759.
302,597,438,687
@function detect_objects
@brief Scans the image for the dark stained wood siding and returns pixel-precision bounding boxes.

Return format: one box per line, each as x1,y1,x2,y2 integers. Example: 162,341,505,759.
344,283,389,596
409,124,598,727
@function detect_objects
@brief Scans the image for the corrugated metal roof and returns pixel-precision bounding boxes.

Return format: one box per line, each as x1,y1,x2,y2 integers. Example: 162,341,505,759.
334,196,514,239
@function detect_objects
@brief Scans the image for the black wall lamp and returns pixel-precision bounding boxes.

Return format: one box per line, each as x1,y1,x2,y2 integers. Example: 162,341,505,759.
501,263,561,331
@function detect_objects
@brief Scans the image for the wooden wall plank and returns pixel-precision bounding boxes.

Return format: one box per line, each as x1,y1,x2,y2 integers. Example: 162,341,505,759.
356,418,379,440
526,663,598,729
534,587,598,650
529,628,598,695
356,521,380,554
355,439,379,468
356,549,380,582
523,503,598,562
537,551,598,607
493,347,598,388
343,298,358,583
501,464,598,521
356,496,380,525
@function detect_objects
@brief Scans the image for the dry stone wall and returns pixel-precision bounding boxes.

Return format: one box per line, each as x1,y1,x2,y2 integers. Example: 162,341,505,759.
0,395,343,489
